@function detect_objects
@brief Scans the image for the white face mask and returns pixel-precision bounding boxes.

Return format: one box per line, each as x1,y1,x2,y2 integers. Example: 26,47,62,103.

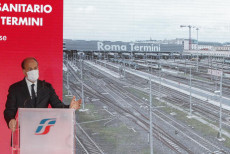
27,70,39,82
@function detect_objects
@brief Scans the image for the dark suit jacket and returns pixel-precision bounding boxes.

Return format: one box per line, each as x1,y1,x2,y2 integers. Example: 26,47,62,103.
4,78,69,126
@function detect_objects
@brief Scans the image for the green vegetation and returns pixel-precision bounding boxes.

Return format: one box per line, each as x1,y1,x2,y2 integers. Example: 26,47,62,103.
126,87,165,106
125,87,162,106
76,104,104,123
126,87,149,99
160,102,230,148
64,86,150,153
77,101,149,153
83,121,149,153
223,136,230,148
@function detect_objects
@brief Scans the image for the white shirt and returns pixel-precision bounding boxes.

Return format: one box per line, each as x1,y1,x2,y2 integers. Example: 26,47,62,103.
25,78,38,98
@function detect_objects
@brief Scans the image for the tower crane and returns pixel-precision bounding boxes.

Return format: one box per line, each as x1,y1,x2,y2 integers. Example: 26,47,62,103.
180,25,196,50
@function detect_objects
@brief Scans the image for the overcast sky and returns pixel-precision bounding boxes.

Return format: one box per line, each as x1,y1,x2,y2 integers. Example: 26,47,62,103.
64,0,230,43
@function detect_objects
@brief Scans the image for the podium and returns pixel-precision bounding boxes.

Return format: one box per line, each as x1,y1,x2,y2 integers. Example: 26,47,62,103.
12,108,76,154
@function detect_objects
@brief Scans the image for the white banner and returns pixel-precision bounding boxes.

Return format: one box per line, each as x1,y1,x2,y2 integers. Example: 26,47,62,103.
208,69,223,77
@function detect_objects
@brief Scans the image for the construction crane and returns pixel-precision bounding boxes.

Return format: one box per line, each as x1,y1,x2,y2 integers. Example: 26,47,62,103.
196,27,199,50
180,25,200,71
180,25,196,50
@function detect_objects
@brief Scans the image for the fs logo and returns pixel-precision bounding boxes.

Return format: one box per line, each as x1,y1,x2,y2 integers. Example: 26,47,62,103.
35,118,56,135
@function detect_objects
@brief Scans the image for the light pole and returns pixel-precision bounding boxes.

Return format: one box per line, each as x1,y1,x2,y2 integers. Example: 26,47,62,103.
196,28,199,72
66,71,71,96
79,59,88,112
189,67,192,116
196,28,199,50
123,62,126,78
65,54,72,97
149,76,154,154
214,71,224,140
159,60,162,101
219,72,223,140
74,51,77,66
211,55,213,81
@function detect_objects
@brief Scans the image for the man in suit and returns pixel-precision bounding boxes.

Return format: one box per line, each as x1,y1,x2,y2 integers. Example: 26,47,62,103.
4,57,81,132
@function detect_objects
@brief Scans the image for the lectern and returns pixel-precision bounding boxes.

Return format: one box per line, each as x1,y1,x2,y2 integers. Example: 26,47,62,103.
12,108,76,154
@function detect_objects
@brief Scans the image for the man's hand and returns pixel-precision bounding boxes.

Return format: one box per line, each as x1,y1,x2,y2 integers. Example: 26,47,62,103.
70,96,82,110
9,119,17,132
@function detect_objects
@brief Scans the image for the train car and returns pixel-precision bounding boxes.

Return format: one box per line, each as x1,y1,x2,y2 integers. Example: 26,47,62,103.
190,57,200,62
150,64,161,70
162,69,184,76
224,59,230,64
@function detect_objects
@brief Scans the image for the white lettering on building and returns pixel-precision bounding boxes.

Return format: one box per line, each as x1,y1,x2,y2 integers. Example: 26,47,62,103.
130,43,160,52
97,42,127,51
98,42,160,52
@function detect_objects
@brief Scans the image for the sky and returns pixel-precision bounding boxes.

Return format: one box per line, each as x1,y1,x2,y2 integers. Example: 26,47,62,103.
64,0,230,43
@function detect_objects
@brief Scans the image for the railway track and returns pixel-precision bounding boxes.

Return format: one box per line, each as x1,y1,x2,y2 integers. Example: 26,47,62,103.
65,60,229,153
125,65,230,129
137,59,230,97
68,62,228,153
67,64,194,153
83,60,230,128
103,78,225,153
75,122,105,154
122,70,230,128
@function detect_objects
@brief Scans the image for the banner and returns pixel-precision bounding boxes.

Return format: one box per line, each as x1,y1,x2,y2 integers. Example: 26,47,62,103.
0,0,63,153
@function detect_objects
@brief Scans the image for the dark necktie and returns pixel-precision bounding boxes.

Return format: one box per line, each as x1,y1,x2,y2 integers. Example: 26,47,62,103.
31,84,36,107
